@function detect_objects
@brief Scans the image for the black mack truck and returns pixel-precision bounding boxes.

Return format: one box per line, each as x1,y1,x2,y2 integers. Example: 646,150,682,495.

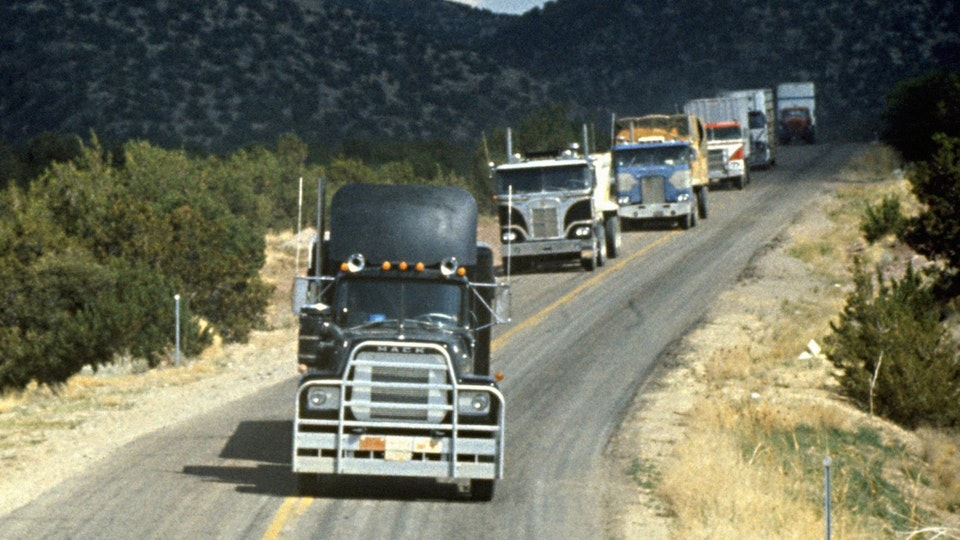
291,183,509,501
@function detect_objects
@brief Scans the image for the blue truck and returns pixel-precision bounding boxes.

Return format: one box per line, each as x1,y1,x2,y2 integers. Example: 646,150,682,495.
613,114,709,229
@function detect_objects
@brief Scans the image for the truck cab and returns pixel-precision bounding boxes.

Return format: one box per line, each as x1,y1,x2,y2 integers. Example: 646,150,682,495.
291,184,508,501
705,120,748,190
778,106,815,144
493,140,621,272
613,114,709,230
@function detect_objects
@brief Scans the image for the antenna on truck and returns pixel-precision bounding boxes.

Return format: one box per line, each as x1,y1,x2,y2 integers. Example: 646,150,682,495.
315,177,326,276
610,112,616,148
296,176,303,274
582,123,589,158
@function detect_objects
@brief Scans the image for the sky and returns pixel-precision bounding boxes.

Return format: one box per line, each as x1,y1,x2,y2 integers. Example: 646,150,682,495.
449,0,551,15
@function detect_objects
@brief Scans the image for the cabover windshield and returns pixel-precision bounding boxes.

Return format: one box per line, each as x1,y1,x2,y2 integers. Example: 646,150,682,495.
706,126,742,141
614,145,688,167
495,164,591,195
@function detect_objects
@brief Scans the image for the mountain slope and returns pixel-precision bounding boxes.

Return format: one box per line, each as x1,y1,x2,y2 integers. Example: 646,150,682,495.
0,0,957,153
0,0,546,153
482,0,960,137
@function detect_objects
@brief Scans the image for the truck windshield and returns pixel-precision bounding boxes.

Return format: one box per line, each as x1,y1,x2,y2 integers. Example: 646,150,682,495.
706,126,742,141
781,108,809,120
614,145,687,167
336,278,466,329
495,165,591,195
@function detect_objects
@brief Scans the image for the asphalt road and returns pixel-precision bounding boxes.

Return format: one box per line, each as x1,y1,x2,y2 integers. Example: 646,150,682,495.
0,143,866,539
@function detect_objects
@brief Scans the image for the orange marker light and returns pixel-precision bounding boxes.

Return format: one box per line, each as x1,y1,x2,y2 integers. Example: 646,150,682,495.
399,261,409,271
456,267,467,277
382,261,391,271
494,371,505,382
415,262,425,272
340,262,349,272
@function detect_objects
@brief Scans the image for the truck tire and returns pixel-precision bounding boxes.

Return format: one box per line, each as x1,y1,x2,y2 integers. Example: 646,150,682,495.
471,479,496,501
696,187,709,219
679,210,693,230
581,238,598,271
604,215,621,258
596,224,607,267
735,174,745,190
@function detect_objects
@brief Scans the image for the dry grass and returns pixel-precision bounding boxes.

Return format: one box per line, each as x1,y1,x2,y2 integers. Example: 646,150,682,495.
261,229,308,330
648,145,960,538
918,429,960,513
661,400,827,540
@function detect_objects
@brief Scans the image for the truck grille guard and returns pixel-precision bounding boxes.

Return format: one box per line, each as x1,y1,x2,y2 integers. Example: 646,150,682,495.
293,340,505,480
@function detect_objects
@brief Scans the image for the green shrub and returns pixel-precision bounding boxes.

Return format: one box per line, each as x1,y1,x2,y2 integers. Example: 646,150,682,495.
824,259,960,429
900,134,960,300
860,193,906,244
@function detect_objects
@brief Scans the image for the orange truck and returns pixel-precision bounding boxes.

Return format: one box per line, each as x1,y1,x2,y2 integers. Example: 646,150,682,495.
776,82,816,144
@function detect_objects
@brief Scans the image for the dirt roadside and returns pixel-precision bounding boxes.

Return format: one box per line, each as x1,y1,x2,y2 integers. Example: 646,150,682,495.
606,182,849,536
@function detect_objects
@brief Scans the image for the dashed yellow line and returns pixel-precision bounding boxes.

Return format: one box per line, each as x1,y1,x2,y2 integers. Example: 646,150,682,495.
261,231,677,538
262,496,312,540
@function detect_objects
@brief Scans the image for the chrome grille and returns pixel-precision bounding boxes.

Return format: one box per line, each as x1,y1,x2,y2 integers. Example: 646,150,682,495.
531,206,560,238
640,176,666,203
349,350,449,423
708,149,726,169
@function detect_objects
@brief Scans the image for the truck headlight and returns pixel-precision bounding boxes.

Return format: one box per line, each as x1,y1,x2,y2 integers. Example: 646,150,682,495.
502,231,517,242
676,193,691,202
306,386,340,410
574,226,591,237
617,195,631,205
458,391,491,416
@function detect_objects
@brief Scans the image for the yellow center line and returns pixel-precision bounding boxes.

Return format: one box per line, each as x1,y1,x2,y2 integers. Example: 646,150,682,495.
262,496,313,540
261,230,677,538
492,231,677,350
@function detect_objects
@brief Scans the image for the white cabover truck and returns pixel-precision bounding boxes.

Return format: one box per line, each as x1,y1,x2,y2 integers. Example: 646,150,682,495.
493,127,622,272
719,88,777,169
684,96,752,189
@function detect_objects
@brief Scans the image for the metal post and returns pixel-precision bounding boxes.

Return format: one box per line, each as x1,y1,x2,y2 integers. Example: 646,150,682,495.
295,176,303,274
506,184,512,279
824,456,832,540
174,294,181,367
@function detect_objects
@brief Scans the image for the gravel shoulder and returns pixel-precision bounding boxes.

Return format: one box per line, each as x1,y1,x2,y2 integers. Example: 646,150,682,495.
0,327,298,516
607,186,844,537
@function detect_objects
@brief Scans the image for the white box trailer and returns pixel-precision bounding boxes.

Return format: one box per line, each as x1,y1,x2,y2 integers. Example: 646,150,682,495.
776,82,816,144
683,96,752,189
719,88,776,169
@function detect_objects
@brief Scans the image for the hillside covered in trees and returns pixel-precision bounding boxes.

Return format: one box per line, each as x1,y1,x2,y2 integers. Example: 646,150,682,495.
1,0,957,155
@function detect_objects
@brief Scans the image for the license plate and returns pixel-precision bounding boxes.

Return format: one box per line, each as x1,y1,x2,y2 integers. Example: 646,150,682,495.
358,435,442,461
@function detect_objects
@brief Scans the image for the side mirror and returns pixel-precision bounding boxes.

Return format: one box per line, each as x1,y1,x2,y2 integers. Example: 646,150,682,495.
291,277,309,314
292,277,328,315
493,283,512,324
